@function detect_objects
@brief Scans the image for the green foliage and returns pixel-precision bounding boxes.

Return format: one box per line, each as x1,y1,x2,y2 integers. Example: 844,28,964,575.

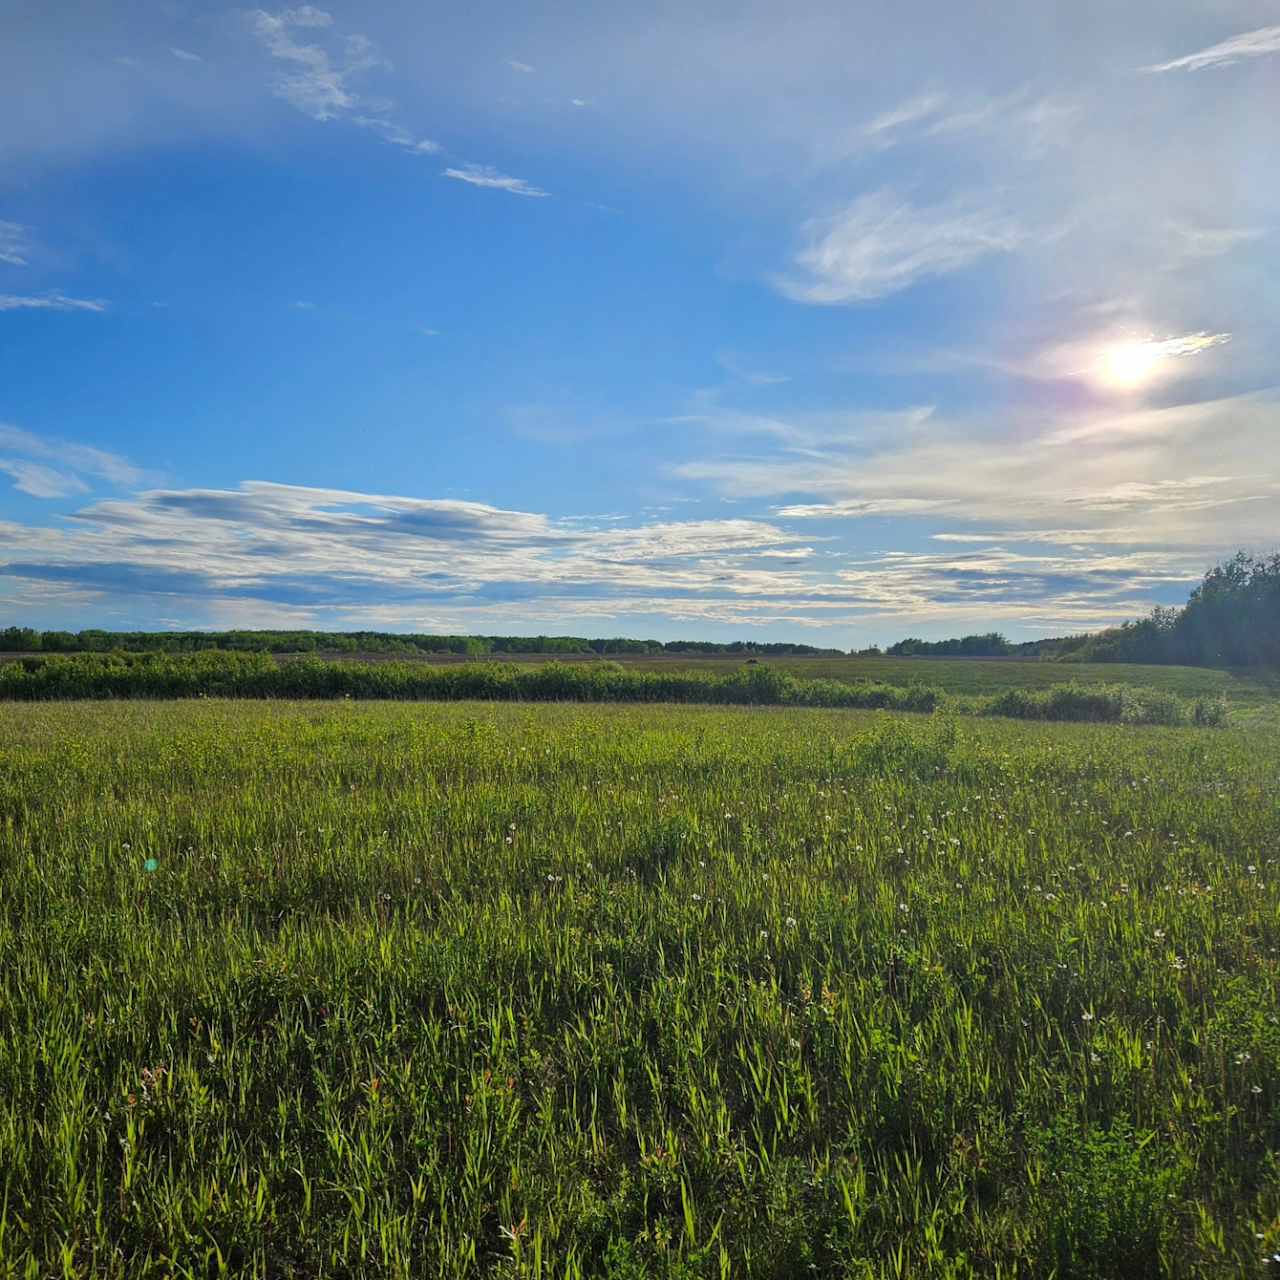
0,700,1277,1277
0,653,1235,726
1030,1119,1189,1277
982,681,1218,726
881,550,1280,670
0,652,947,713
0,626,845,659
887,632,1011,657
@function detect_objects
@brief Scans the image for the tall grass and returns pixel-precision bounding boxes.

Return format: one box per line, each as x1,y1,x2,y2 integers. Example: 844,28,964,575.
1,700,1277,1277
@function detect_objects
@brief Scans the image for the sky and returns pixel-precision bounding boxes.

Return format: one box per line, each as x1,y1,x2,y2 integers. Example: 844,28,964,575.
1,1,1277,645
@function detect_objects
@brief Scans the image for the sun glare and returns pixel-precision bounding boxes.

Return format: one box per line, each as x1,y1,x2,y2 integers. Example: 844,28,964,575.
1097,340,1163,389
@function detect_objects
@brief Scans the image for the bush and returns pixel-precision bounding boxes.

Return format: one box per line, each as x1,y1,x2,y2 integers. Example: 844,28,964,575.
981,681,1221,727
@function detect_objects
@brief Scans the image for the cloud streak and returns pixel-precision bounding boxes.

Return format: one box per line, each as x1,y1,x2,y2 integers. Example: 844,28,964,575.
1144,25,1280,73
0,460,89,499
443,164,549,197
0,424,144,488
0,292,107,312
776,190,1023,303
0,222,30,266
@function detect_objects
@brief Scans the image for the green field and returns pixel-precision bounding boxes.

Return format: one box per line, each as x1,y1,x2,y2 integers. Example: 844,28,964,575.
3,699,1279,1277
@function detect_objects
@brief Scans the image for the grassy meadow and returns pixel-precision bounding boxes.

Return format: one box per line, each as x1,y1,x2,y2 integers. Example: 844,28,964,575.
3,695,1279,1277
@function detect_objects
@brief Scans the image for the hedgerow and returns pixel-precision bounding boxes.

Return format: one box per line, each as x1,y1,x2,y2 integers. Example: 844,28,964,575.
0,653,1228,724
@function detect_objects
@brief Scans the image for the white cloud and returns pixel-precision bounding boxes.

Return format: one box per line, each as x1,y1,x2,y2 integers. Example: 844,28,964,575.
506,59,535,73
715,350,790,386
170,47,203,63
1168,223,1265,260
0,469,1239,636
0,460,89,499
249,7,381,120
864,92,948,139
775,498,949,518
1144,24,1280,73
0,424,144,487
247,7,439,155
0,293,107,312
1027,329,1233,389
443,164,549,198
0,221,30,267
678,389,1280,553
776,190,1023,303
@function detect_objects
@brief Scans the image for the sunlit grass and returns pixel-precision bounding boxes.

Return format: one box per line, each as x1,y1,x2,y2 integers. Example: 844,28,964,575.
2,700,1278,1277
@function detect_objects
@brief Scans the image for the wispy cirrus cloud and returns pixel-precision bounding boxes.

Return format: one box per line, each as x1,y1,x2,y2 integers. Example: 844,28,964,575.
775,189,1023,303
0,460,89,499
443,164,549,197
0,221,30,267
0,424,144,488
247,6,440,154
0,292,107,313
1143,24,1280,73
170,47,203,63
678,389,1280,558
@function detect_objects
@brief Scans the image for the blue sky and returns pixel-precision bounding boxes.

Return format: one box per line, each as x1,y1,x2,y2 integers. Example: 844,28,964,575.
1,2,1277,644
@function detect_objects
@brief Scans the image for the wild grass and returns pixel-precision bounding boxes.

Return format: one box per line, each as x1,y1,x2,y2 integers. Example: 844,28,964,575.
2,699,1278,1277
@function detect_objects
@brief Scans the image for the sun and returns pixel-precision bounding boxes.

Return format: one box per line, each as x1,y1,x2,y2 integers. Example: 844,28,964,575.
1097,340,1163,390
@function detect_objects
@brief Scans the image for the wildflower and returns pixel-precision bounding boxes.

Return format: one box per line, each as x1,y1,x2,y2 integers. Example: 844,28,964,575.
1153,929,1165,939
785,916,797,927
1081,1010,1094,1022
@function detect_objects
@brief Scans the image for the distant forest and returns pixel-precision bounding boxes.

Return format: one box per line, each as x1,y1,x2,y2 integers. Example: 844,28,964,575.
0,628,844,659
888,551,1280,668
3,551,1276,668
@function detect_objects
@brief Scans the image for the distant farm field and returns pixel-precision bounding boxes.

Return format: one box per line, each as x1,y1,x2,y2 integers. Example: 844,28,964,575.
3,699,1279,1277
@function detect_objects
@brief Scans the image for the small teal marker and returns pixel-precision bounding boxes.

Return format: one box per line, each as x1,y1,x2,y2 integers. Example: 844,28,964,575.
143,858,159,873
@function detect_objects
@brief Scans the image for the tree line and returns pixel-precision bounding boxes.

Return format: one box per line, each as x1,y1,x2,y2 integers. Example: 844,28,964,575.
0,628,844,659
889,551,1279,668
2,551,1273,669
